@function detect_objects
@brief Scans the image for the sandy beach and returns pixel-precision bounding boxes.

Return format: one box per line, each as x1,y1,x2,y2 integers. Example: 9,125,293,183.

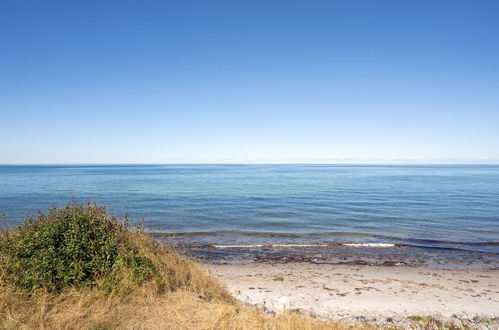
205,262,499,327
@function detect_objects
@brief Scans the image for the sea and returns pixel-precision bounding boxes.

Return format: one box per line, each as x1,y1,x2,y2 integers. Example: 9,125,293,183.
1,164,498,268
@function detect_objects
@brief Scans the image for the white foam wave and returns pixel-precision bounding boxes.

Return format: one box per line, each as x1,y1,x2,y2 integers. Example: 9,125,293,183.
213,244,264,248
344,243,395,248
212,244,330,248
212,243,395,248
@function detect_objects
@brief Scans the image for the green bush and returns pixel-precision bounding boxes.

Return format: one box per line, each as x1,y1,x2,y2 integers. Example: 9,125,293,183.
0,203,156,293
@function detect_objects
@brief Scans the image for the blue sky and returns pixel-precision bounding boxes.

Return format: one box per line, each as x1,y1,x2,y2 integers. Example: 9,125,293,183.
1,0,498,164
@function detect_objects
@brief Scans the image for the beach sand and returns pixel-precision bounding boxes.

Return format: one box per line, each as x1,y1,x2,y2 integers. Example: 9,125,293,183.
204,263,499,327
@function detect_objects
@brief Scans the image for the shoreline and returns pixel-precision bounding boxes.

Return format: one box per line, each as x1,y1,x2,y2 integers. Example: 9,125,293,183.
167,237,499,269
204,262,499,328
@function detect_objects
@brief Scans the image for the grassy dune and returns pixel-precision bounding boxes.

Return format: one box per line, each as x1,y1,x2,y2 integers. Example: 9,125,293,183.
0,203,364,330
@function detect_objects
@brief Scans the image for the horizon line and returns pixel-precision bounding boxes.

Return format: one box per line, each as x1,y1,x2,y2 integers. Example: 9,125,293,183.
1,162,499,166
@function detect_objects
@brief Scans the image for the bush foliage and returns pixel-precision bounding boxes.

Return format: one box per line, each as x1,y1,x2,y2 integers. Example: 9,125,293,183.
0,203,156,293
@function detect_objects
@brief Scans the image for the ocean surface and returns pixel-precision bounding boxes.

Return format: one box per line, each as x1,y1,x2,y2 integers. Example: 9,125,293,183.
1,164,498,268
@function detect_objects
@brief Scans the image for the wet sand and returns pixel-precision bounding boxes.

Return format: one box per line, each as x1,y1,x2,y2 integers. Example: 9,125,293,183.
204,263,499,326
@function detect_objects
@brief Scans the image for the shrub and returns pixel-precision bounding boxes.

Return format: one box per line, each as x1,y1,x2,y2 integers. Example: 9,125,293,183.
0,203,156,293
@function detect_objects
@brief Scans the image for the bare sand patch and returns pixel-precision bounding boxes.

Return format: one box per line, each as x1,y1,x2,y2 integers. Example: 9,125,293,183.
205,262,499,326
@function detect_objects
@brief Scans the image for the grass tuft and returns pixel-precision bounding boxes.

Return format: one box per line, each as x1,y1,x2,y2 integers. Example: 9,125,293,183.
408,315,432,323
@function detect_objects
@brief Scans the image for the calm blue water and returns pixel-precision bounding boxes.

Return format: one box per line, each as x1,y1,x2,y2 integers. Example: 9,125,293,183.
1,164,498,267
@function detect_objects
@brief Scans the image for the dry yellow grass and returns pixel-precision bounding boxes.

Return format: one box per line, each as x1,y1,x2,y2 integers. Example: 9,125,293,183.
0,287,370,330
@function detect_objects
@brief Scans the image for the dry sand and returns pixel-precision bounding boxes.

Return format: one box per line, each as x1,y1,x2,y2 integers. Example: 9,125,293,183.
204,263,499,327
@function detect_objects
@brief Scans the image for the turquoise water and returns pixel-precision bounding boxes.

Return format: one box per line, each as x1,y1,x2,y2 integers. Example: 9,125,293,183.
1,164,498,267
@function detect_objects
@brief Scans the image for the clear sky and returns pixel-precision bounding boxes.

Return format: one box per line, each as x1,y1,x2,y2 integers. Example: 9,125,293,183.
1,0,498,164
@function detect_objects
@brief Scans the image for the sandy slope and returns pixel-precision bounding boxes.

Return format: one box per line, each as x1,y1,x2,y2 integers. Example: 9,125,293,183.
205,263,499,320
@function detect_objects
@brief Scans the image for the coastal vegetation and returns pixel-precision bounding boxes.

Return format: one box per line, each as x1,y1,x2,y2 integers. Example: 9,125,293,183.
0,203,360,329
